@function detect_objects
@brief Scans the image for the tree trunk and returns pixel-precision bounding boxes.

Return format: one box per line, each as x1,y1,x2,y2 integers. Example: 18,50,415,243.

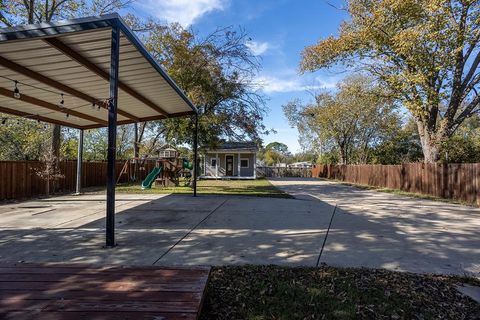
51,124,61,192
339,143,347,165
417,121,441,163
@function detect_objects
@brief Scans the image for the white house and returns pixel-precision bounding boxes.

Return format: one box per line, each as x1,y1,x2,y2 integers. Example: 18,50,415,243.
200,142,258,179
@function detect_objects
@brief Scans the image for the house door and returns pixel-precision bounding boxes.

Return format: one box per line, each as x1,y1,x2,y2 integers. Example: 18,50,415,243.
226,155,234,176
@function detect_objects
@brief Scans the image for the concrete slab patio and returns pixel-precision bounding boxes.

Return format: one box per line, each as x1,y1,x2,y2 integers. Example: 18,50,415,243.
1,178,479,277
269,178,480,277
0,193,332,267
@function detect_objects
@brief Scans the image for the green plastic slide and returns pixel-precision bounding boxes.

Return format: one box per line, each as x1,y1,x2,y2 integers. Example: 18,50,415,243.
141,166,162,190
182,158,193,170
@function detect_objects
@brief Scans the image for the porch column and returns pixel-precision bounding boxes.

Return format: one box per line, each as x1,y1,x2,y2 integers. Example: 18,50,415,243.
203,154,206,178
75,128,84,194
253,152,256,179
238,152,241,177
215,152,218,178
106,24,120,248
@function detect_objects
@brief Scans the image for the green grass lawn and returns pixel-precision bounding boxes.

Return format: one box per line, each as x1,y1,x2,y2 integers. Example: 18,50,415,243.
200,265,480,320
116,178,293,198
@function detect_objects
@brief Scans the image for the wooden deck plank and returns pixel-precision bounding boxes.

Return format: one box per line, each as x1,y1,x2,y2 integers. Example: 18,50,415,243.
0,264,210,320
0,291,201,302
3,311,197,320
0,265,209,275
1,299,199,313
0,282,205,292
0,273,208,283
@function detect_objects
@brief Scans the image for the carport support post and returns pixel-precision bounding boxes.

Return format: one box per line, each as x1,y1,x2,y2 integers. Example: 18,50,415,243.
193,112,198,197
75,129,84,194
106,25,120,248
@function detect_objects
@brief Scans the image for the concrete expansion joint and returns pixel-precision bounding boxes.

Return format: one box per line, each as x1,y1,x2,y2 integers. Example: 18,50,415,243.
316,203,338,267
152,199,229,265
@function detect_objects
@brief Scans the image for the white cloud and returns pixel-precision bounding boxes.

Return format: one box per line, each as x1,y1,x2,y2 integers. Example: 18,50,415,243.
255,74,337,93
246,41,270,56
140,0,227,27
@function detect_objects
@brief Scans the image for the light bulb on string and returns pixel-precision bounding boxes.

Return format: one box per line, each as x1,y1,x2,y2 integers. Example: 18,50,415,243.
92,102,96,110
13,81,21,99
65,112,69,118
1,118,6,125
59,93,65,108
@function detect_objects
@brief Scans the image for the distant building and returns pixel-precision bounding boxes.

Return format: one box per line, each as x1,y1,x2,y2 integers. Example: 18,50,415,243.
289,161,313,168
200,142,258,179
274,163,287,168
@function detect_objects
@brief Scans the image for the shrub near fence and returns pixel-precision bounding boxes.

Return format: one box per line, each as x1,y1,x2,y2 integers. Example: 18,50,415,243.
0,160,156,201
256,166,312,178
312,163,480,206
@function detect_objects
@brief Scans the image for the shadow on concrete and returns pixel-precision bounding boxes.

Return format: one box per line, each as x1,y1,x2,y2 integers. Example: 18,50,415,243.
0,194,332,267
269,178,480,276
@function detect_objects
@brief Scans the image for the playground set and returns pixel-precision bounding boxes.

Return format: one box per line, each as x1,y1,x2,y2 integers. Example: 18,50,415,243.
116,146,194,189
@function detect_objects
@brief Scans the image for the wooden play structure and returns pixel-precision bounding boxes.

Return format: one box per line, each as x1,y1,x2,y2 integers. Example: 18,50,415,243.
116,145,194,189
141,145,194,189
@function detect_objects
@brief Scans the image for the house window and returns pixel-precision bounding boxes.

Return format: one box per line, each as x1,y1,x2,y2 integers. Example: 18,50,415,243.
211,158,217,167
240,158,249,168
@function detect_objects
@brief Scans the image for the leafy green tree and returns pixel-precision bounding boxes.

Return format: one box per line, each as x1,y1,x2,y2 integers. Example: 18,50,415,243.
265,142,289,154
143,23,267,146
440,115,480,163
0,0,131,26
317,151,340,165
0,116,50,160
301,0,480,163
258,141,292,166
284,75,400,164
291,151,318,164
371,119,423,164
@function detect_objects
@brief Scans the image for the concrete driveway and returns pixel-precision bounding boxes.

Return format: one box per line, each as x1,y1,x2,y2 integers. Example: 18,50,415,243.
269,178,480,277
0,178,478,277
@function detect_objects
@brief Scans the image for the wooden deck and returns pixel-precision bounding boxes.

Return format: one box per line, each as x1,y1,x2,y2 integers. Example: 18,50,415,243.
0,263,210,320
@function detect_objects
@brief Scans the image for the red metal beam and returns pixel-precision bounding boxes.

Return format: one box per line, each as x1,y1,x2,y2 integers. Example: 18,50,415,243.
0,105,83,128
44,37,170,117
0,55,140,122
0,87,107,125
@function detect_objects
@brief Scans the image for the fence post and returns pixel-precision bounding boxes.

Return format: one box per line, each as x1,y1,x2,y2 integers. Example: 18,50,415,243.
442,162,448,199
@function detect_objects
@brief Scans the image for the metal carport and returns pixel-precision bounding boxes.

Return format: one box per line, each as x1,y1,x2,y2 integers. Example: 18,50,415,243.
0,13,199,247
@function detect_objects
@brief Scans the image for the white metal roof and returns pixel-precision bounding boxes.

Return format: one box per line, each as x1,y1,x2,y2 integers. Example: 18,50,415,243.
0,14,196,129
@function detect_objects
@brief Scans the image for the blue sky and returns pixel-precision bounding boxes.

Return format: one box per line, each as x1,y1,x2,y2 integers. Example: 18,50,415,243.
131,0,348,153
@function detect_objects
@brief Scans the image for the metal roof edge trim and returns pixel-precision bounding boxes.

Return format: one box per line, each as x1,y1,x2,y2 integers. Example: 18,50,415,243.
0,14,119,41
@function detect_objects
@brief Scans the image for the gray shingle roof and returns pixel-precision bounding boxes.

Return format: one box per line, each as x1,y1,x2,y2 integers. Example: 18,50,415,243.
201,141,258,152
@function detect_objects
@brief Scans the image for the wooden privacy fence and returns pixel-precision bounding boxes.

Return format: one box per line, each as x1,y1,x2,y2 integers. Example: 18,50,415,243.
256,166,312,178
312,163,480,205
0,160,156,201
